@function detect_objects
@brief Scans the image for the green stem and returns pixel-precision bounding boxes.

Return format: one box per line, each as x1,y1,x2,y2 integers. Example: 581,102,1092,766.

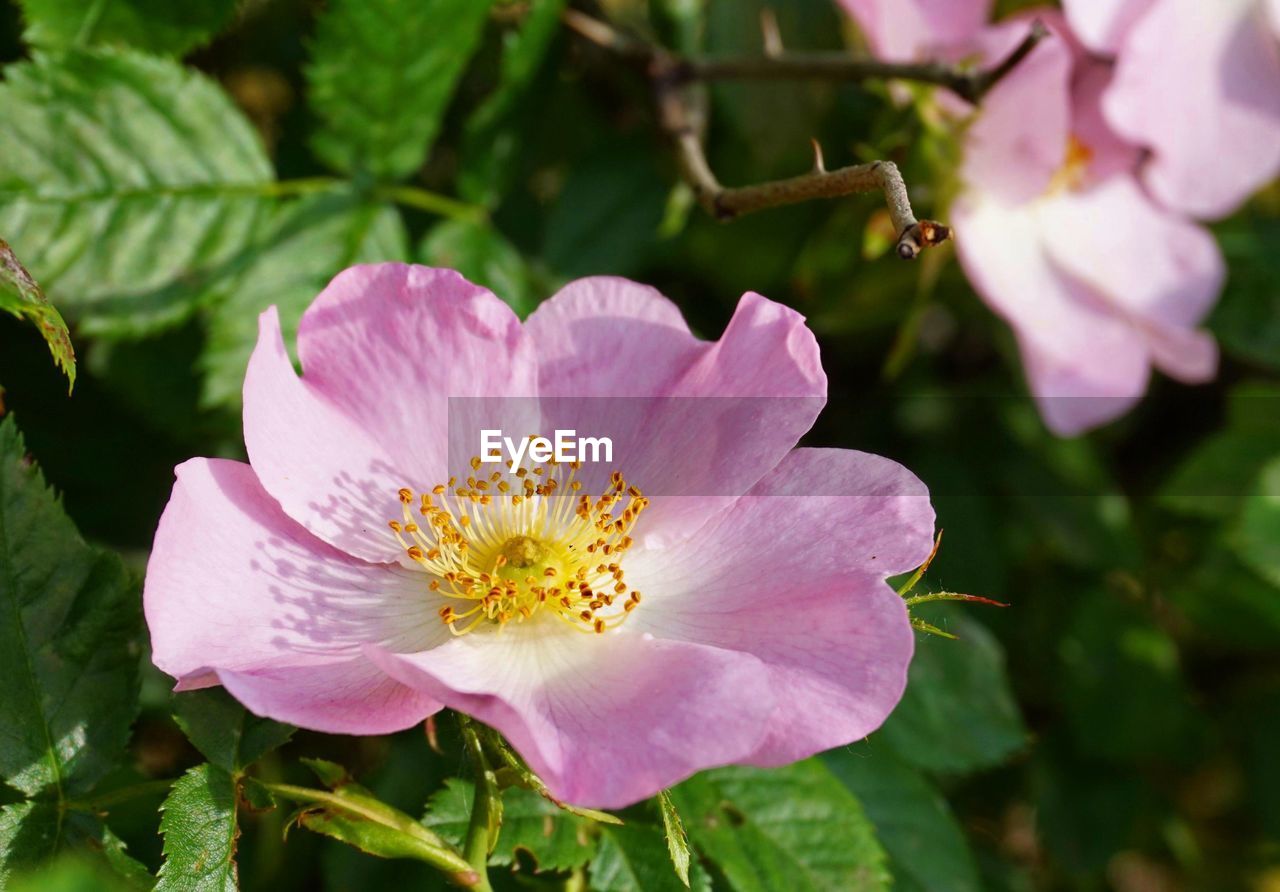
66,778,177,812
459,717,498,892
375,184,487,223
259,177,348,199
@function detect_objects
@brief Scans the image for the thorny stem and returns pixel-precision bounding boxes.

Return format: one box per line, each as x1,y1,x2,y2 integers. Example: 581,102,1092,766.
564,10,1049,258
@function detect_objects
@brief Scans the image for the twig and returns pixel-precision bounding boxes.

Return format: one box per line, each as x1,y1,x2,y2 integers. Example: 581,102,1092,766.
562,9,1033,258
674,21,1049,105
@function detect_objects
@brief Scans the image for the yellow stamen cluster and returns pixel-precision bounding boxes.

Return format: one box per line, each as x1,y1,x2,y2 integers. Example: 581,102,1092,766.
388,455,649,636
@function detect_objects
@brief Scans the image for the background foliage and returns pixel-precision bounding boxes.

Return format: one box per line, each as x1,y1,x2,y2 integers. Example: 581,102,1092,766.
0,0,1277,889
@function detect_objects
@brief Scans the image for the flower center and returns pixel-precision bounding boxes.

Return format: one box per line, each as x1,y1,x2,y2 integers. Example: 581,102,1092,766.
1046,134,1095,195
388,455,649,636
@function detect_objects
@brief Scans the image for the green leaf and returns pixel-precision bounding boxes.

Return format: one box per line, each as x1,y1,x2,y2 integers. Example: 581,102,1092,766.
1,802,152,888
172,688,294,774
5,850,137,892
17,0,239,55
669,761,890,892
876,609,1027,775
540,141,667,277
0,48,274,335
1232,456,1280,588
657,790,692,887
422,779,597,872
269,780,474,881
419,219,536,316
156,764,239,892
824,749,981,892
458,0,567,205
199,193,409,409
306,0,496,180
0,415,140,799
0,238,75,390
590,825,711,892
1057,592,1200,763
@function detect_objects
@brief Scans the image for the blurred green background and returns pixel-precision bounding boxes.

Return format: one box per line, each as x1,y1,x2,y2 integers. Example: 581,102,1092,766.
1,0,1279,890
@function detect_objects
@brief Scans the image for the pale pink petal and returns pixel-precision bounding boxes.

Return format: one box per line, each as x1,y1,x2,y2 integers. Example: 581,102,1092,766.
625,447,929,763
838,0,991,60
1072,57,1143,183
527,281,826,546
243,265,538,565
1020,345,1148,436
1103,0,1280,218
961,18,1075,202
243,307,414,564
144,458,444,733
367,629,775,809
1061,0,1157,52
952,190,1152,436
1036,176,1223,382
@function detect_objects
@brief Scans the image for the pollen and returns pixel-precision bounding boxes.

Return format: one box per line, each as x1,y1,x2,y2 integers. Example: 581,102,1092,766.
386,452,649,636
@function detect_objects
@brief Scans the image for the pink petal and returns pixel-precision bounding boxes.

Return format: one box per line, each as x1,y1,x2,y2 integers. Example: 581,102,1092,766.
243,264,537,565
838,0,991,60
1036,175,1223,382
526,281,826,546
952,190,1153,436
144,458,443,733
961,18,1075,202
1061,0,1157,52
1071,57,1144,183
625,447,929,764
1103,0,1280,218
367,630,776,809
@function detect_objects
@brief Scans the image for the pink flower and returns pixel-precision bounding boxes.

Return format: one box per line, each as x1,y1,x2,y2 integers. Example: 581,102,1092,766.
1063,0,1280,219
839,3,1225,435
144,264,935,808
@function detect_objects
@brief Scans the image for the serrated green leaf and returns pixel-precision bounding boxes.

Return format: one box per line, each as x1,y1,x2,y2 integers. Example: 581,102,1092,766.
0,237,75,390
420,219,536,316
306,0,495,180
199,193,408,409
0,48,274,335
17,0,239,55
0,415,140,799
422,779,597,872
590,824,711,892
458,0,567,205
0,801,152,888
824,748,981,892
669,761,889,892
657,790,691,887
877,609,1027,775
172,688,294,774
156,764,238,892
1233,456,1280,588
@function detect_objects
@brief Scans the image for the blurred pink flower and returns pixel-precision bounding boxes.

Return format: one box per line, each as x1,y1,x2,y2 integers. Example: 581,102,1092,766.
1063,0,1280,219
840,4,1225,435
144,264,935,808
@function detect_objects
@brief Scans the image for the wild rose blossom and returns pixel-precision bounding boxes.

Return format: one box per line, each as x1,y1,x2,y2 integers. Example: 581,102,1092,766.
144,264,935,808
1062,0,1280,219
839,1,1228,436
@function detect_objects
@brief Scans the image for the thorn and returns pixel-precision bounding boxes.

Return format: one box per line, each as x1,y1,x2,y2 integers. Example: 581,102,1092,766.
810,138,826,174
760,8,783,58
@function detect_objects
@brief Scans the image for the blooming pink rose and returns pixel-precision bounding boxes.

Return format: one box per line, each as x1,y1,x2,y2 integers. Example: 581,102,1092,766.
144,264,935,808
839,4,1224,435
1063,0,1280,219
